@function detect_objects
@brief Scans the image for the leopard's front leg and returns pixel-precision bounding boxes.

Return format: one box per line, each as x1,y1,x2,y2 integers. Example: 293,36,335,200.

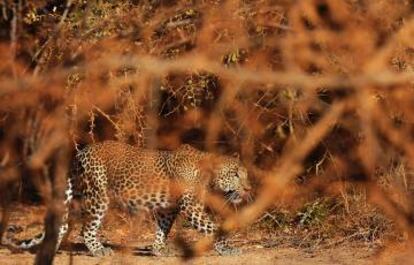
177,192,240,256
152,208,178,256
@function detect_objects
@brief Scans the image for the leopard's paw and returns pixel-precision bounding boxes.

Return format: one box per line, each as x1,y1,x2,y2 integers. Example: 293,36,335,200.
215,246,242,256
91,247,113,257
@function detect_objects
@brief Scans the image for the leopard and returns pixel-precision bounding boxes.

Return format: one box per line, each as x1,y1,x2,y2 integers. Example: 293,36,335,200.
4,141,251,257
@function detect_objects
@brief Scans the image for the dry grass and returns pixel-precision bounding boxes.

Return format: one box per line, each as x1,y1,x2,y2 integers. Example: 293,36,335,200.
1,0,414,263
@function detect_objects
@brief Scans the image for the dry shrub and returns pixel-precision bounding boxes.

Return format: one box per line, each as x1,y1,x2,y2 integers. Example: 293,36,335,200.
1,0,414,263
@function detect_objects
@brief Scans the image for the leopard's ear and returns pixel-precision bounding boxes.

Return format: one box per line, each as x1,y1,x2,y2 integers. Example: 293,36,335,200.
180,144,195,150
178,144,199,153
231,152,240,160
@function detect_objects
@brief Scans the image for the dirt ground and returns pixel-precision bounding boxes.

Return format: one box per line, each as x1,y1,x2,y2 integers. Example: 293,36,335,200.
1,205,413,265
3,234,413,265
2,241,414,265
0,243,379,265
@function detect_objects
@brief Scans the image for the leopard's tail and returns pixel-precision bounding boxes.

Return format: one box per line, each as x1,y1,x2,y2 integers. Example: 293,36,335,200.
2,176,74,251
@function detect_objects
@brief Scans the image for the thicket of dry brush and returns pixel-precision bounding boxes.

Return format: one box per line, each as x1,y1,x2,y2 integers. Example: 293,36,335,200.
1,0,414,263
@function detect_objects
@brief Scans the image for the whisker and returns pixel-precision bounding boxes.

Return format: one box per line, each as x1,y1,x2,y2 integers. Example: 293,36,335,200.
247,193,253,204
226,193,235,205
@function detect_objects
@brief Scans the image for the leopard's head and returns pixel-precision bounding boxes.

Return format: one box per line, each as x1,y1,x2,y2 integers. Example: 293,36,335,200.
175,144,252,204
211,155,252,204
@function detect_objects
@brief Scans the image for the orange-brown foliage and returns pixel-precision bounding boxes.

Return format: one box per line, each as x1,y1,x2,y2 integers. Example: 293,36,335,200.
1,0,414,263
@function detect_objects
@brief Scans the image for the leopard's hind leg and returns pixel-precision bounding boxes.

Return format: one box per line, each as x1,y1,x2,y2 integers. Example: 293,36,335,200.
78,163,112,257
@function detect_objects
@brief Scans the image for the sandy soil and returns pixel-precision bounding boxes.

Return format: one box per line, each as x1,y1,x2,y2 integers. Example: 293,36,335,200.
0,244,377,265
1,205,412,265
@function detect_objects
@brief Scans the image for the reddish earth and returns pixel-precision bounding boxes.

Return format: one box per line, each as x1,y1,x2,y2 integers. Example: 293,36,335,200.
0,245,377,265
1,205,412,264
